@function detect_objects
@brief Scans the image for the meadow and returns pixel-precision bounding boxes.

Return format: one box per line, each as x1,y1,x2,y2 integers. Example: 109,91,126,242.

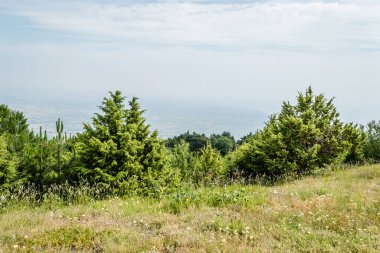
2,1,380,251
1,164,379,252
1,88,380,252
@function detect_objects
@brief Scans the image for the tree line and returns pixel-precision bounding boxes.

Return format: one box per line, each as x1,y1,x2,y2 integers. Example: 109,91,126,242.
1,87,380,197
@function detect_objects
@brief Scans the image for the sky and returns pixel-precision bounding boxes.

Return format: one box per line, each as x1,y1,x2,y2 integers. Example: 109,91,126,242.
0,0,380,136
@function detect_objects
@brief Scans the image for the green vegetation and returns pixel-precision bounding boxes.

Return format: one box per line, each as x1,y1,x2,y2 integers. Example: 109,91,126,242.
0,165,379,252
167,131,209,153
0,135,19,189
169,140,196,182
0,86,379,251
74,91,178,196
210,132,236,156
193,143,226,185
0,86,376,193
167,131,236,156
228,87,365,177
364,120,380,161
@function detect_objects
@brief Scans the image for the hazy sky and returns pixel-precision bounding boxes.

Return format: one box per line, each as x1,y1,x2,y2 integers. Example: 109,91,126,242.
1,0,380,125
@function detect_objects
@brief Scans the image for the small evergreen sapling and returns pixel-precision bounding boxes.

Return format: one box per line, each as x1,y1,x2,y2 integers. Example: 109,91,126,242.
194,143,226,185
56,118,64,178
169,140,196,182
363,120,380,161
0,135,19,190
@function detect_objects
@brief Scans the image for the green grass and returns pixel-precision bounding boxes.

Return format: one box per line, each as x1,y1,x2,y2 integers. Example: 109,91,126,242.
1,165,379,252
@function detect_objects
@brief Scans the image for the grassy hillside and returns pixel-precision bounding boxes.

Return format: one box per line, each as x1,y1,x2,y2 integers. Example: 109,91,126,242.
1,165,379,252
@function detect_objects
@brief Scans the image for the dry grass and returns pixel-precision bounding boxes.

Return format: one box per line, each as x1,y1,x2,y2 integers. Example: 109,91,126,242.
1,164,379,252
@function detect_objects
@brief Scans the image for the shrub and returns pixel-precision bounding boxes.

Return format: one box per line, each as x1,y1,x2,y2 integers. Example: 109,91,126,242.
167,131,236,156
0,104,32,155
75,91,179,197
169,140,196,182
230,87,361,177
342,123,367,163
0,135,19,190
363,120,380,161
210,131,236,156
18,124,77,187
194,143,226,185
166,131,208,153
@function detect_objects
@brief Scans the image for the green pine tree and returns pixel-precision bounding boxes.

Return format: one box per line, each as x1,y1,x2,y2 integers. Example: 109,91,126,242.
194,143,226,185
0,135,19,190
76,90,178,196
230,86,363,177
0,104,32,155
169,140,196,182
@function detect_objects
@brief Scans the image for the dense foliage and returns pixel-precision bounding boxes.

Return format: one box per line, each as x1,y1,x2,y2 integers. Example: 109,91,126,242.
167,131,235,155
0,104,32,154
0,105,76,189
169,140,226,184
167,132,208,152
20,126,76,187
193,143,226,185
236,132,254,146
169,140,196,182
75,91,179,196
0,135,19,189
363,120,380,161
210,132,236,156
229,87,366,177
342,123,367,163
0,87,378,197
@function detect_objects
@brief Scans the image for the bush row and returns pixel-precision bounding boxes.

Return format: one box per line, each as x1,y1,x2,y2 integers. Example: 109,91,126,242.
0,87,379,197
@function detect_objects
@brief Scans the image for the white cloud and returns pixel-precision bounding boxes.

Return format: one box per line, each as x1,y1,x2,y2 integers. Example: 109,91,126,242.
1,1,380,127
2,1,380,52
